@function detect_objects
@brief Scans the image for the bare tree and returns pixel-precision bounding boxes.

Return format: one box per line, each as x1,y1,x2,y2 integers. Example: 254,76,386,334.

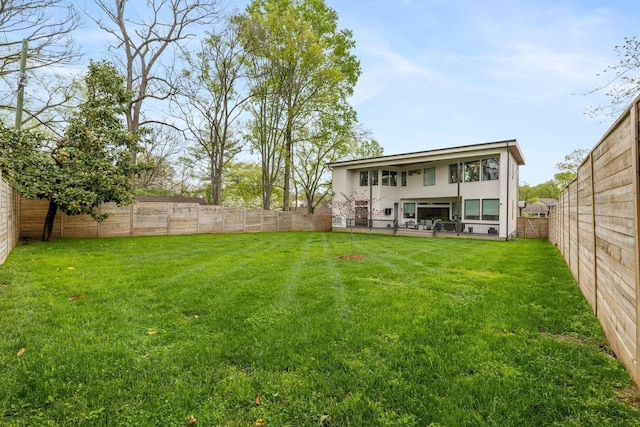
0,0,81,77
331,189,381,256
89,0,222,182
136,124,185,191
0,0,81,127
585,37,640,118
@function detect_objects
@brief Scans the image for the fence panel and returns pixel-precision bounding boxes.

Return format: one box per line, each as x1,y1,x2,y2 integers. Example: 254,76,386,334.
18,198,331,240
550,97,640,386
516,217,548,238
0,174,20,264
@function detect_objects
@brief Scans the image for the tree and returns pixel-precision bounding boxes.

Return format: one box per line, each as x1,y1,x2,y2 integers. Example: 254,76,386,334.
241,0,360,210
91,0,222,184
554,148,588,189
244,74,286,210
135,124,184,192
0,0,81,129
176,17,251,205
585,37,640,118
292,113,360,213
221,161,267,208
347,126,384,159
331,188,380,256
0,61,142,241
532,181,561,200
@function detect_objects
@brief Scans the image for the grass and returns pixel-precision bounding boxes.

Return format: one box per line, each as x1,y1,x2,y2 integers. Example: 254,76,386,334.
0,232,638,426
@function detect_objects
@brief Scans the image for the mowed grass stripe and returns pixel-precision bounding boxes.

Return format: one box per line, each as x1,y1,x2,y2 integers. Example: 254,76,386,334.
0,232,638,426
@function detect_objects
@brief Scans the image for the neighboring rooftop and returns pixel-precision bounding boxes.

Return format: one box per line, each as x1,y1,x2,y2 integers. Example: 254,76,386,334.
135,195,207,205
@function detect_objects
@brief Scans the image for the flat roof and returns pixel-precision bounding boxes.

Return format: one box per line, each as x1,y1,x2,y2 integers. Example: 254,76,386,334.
329,139,525,168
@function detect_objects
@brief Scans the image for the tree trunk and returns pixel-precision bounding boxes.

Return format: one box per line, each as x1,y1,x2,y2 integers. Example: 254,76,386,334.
283,108,293,211
306,191,314,214
42,199,58,242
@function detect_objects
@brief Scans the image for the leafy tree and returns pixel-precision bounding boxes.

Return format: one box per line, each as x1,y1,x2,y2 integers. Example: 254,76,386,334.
352,137,384,159
345,126,384,160
221,161,268,208
0,125,52,191
553,148,588,189
585,37,640,118
241,0,360,210
293,113,365,213
176,17,251,205
0,61,143,241
531,180,561,200
244,74,286,210
518,183,533,203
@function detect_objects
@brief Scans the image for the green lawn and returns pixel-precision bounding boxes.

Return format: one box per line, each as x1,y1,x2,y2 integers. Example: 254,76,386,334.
0,232,638,426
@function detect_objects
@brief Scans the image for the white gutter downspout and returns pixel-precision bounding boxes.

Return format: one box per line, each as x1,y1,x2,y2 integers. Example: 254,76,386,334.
505,141,510,241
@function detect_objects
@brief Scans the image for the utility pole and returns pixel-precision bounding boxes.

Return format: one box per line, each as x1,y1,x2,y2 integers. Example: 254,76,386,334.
14,39,28,130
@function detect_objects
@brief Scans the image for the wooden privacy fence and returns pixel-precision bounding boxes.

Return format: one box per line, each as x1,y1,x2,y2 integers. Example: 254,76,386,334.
0,173,20,264
19,197,332,240
549,96,640,386
516,217,548,238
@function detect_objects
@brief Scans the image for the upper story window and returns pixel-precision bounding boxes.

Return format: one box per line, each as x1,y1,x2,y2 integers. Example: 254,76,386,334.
423,167,435,186
359,170,381,186
401,171,407,186
382,170,397,186
359,171,368,186
449,164,460,183
371,170,379,185
482,157,499,180
464,160,480,182
450,157,500,183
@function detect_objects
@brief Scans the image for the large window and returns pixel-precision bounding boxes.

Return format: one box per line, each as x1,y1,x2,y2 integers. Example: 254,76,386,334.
423,167,435,186
464,199,480,220
382,170,397,186
359,171,368,186
450,157,500,183
482,157,499,180
403,202,416,219
448,164,460,183
482,199,500,220
464,160,480,182
371,170,379,185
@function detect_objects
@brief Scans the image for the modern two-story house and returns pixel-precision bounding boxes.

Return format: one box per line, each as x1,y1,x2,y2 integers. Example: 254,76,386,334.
329,140,525,239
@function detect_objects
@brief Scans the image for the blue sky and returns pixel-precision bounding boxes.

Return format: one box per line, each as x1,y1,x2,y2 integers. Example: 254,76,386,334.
317,0,640,185
74,0,639,185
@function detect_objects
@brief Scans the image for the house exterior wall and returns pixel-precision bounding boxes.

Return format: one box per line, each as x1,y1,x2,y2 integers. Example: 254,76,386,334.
330,141,524,239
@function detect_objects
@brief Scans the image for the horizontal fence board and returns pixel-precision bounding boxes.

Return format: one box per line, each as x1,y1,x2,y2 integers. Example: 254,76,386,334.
17,198,331,241
550,98,640,386
0,175,20,264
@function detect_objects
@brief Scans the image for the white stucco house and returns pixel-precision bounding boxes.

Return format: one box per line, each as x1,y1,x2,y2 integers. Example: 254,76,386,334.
329,140,525,240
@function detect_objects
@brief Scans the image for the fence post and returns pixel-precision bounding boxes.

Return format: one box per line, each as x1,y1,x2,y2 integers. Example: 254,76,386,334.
632,100,640,384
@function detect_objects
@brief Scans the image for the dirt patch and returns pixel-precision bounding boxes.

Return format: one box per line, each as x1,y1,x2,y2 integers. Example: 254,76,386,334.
542,332,616,358
338,254,367,260
616,388,640,410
